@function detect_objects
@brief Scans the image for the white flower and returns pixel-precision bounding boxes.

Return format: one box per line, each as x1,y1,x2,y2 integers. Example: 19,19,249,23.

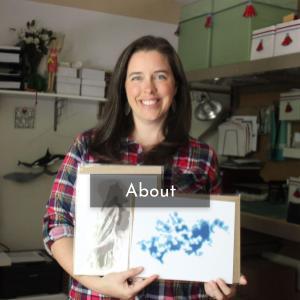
41,34,49,41
24,37,34,44
33,38,40,45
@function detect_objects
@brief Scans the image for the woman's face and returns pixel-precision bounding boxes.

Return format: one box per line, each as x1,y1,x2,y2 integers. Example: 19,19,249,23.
125,50,176,127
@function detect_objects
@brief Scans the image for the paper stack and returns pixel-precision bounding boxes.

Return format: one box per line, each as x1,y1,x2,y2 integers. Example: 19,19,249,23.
0,46,23,90
56,66,80,95
80,68,106,98
218,116,258,157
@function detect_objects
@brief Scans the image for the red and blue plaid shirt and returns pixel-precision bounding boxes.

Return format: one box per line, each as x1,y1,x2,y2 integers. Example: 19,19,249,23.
43,130,221,300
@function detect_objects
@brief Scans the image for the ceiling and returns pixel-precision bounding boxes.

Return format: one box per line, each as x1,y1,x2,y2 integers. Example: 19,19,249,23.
28,0,194,24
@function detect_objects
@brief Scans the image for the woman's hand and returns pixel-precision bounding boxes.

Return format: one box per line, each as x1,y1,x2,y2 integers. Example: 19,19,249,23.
99,267,158,299
204,275,247,300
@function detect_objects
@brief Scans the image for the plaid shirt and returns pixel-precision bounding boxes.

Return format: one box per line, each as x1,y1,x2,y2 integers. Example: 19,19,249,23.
43,130,221,300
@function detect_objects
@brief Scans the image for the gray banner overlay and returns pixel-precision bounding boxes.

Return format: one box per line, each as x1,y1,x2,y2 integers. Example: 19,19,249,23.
90,174,210,208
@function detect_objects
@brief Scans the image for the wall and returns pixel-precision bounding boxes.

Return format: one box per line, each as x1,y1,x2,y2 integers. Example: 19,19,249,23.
0,0,177,250
30,0,181,24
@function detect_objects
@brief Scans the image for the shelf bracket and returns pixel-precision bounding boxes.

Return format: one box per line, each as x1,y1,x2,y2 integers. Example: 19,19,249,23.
54,97,66,131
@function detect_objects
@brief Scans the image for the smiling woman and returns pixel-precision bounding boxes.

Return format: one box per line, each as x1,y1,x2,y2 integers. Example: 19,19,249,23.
43,35,245,300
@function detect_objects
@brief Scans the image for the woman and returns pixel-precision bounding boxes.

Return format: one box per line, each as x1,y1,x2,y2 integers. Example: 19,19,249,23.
43,35,246,300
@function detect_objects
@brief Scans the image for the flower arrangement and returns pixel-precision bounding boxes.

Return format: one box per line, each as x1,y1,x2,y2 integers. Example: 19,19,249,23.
16,20,55,91
16,19,54,56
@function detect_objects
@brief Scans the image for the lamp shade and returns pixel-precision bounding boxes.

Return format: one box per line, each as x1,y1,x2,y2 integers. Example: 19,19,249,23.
194,92,223,120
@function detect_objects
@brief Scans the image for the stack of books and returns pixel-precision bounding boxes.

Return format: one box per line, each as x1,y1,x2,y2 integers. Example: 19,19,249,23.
0,46,24,90
80,68,106,98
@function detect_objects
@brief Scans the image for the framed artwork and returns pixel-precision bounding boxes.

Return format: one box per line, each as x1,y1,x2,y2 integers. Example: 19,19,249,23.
73,164,240,283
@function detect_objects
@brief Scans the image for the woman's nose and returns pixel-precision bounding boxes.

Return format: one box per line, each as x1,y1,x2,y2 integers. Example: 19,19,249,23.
142,78,156,94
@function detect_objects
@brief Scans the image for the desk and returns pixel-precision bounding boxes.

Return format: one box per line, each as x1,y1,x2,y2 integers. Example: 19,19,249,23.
241,201,300,243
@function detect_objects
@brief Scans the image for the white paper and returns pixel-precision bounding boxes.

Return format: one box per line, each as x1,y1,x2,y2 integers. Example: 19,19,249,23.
74,172,160,275
130,200,235,283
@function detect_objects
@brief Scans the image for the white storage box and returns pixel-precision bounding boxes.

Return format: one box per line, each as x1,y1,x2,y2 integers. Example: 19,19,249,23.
56,77,81,95
279,91,300,121
80,68,105,80
57,66,77,78
279,98,300,121
288,177,300,204
81,79,106,87
81,85,105,97
274,19,300,57
250,26,275,60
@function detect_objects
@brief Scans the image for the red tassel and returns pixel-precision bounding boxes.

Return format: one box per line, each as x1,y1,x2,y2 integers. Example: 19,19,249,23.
282,34,293,46
256,40,263,52
293,189,300,198
205,15,213,28
285,102,293,113
243,3,256,17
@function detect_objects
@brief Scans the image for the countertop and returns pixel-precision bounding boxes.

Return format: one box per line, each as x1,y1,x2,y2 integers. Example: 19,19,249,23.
241,201,300,243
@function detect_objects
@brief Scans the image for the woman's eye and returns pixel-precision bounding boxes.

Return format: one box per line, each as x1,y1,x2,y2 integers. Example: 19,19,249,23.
131,75,142,81
157,73,167,80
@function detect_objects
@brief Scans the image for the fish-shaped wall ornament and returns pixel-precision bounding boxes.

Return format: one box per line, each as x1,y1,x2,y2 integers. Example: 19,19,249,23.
3,149,65,183
3,171,44,183
18,148,65,168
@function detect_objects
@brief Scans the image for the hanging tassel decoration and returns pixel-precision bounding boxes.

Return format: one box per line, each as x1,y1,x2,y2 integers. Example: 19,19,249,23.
205,14,213,28
243,1,256,18
293,189,300,198
281,34,293,46
256,40,263,52
285,102,293,113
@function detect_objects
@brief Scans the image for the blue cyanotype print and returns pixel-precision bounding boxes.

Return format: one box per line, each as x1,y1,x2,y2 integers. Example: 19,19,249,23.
138,212,229,263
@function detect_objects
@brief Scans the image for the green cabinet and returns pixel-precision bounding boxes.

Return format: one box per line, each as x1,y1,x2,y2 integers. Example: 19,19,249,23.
178,0,297,70
211,0,296,66
178,0,213,71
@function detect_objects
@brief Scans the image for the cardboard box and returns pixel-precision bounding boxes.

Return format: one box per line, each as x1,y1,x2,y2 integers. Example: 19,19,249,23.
81,85,105,97
56,76,81,95
57,66,77,78
250,25,276,60
81,79,106,87
79,68,105,80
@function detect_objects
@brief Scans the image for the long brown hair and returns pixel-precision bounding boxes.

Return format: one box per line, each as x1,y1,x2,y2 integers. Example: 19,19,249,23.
89,35,191,164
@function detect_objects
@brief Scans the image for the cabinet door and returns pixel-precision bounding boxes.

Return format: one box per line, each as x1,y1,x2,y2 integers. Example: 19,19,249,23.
178,17,211,71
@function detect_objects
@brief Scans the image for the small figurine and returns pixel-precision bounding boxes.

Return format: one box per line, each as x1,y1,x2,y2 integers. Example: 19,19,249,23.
47,33,65,92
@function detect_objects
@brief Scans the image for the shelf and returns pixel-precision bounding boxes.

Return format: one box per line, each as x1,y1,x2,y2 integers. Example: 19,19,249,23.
186,52,300,85
0,89,107,102
283,147,300,159
0,89,108,131
241,212,300,243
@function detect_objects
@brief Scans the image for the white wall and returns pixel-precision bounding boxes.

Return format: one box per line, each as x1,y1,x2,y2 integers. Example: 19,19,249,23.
0,0,177,250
